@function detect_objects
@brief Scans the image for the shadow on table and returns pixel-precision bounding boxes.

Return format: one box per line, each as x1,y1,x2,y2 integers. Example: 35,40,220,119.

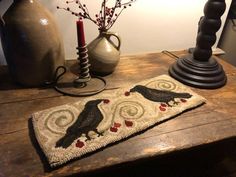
76,138,236,177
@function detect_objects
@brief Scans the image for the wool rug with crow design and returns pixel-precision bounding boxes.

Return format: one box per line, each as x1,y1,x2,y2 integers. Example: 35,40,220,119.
32,75,206,167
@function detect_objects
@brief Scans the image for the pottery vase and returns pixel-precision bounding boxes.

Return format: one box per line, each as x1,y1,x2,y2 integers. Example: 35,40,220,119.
87,31,121,75
0,0,65,86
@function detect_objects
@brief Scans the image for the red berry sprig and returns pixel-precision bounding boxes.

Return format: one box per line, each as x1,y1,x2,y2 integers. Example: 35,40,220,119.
57,0,136,31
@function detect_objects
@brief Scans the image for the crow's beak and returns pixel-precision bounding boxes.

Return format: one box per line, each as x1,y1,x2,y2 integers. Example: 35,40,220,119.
129,88,135,92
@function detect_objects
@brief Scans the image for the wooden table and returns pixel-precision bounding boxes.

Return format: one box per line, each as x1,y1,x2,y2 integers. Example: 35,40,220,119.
1,51,236,177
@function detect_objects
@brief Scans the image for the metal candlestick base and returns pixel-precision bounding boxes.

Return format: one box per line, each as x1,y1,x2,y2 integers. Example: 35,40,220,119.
169,0,227,89
53,44,106,97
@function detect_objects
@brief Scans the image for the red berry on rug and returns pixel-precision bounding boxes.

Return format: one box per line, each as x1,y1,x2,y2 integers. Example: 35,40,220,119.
114,122,121,128
159,106,166,112
125,120,133,127
161,103,167,107
103,99,110,104
76,140,85,148
110,127,118,132
125,91,130,96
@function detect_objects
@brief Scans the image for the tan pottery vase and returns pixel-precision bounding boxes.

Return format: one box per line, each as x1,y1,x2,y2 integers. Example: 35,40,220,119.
87,31,121,76
0,0,65,86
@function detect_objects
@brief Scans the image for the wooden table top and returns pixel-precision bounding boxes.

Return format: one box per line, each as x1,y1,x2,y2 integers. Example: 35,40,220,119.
1,51,236,177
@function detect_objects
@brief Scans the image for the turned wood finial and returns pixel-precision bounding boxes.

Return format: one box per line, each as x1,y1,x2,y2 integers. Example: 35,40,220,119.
193,0,226,61
169,0,227,89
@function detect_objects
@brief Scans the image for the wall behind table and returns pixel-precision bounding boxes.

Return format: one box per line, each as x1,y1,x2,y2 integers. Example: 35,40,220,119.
0,0,231,65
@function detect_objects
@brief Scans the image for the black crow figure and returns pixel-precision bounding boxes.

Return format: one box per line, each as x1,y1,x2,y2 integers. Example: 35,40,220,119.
130,85,192,107
56,99,105,148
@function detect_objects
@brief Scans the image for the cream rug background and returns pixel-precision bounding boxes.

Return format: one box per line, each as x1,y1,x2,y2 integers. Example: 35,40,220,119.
32,75,206,167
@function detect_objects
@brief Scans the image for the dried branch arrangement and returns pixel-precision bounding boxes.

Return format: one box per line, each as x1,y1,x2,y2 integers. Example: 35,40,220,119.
57,0,136,31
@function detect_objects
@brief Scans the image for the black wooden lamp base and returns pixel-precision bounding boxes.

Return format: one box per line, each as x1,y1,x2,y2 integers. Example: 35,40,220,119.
169,55,227,89
169,0,227,89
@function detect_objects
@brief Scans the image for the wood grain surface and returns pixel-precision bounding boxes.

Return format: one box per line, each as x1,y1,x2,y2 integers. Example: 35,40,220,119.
0,51,236,177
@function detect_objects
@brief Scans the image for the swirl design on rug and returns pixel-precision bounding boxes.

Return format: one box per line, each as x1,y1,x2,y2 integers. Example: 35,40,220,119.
146,79,177,91
114,101,145,120
44,109,76,135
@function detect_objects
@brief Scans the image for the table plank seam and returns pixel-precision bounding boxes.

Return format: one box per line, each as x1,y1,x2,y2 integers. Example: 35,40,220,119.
0,87,122,105
0,127,28,136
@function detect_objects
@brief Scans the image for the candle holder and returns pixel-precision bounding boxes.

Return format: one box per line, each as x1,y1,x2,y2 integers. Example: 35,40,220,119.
169,0,227,89
74,45,91,85
52,44,106,97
